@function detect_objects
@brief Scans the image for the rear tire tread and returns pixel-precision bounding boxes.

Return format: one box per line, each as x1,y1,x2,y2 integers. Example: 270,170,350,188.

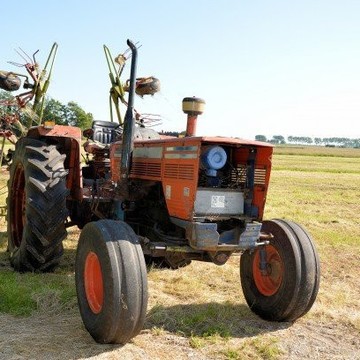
7,138,68,272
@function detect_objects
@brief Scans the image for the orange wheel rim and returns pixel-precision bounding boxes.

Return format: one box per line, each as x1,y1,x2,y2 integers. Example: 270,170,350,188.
84,251,104,314
253,245,283,296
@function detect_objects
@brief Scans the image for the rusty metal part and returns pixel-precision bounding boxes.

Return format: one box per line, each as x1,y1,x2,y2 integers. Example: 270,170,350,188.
0,71,21,92
260,231,274,240
0,42,59,176
124,77,161,96
1,42,58,123
207,251,231,265
104,43,161,127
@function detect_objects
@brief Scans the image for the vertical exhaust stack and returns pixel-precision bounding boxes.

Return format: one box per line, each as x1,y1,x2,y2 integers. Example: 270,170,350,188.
120,39,137,180
182,97,205,136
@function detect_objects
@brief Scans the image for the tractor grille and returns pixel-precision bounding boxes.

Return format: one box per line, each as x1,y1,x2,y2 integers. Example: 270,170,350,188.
254,168,267,185
130,161,161,178
164,163,195,180
231,165,267,186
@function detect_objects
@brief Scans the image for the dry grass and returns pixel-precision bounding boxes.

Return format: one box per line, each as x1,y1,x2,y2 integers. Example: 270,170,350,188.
0,146,359,359
274,145,360,158
267,147,360,340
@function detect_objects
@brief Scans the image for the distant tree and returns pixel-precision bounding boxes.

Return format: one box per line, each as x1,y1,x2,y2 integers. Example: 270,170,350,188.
160,131,180,137
303,137,313,144
42,98,93,129
352,139,360,148
314,137,322,145
0,90,28,132
271,135,286,144
323,137,336,146
0,90,14,104
321,137,358,147
255,135,267,142
66,101,93,129
287,136,295,143
42,98,67,125
1,92,93,130
0,91,15,119
287,136,314,145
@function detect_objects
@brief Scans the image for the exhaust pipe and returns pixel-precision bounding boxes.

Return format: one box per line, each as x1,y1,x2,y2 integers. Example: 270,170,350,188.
120,39,137,180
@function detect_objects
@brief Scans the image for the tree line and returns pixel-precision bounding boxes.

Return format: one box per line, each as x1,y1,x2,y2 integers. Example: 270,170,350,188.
255,135,360,148
2,90,359,147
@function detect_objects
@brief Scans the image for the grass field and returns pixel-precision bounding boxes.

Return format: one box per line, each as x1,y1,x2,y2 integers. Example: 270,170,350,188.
0,145,359,359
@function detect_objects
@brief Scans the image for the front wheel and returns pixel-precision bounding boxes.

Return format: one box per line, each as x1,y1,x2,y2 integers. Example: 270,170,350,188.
240,219,320,322
75,220,148,344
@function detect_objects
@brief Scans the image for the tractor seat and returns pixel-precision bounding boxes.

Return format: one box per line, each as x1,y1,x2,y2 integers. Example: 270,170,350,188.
83,120,121,154
91,120,120,144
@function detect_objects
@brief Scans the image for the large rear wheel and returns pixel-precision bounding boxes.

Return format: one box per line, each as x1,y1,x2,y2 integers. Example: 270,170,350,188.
75,220,148,344
240,219,320,322
7,137,68,272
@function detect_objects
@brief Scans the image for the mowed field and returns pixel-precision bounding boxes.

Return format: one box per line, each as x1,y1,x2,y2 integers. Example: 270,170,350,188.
0,145,359,360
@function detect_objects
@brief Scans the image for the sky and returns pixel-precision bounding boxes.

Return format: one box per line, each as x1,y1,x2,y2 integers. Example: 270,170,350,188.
1,0,360,140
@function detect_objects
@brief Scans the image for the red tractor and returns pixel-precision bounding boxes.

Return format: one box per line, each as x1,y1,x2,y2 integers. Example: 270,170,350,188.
6,40,320,344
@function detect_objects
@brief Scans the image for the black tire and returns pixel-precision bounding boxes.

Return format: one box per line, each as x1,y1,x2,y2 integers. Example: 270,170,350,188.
75,220,148,344
7,137,68,272
240,219,320,322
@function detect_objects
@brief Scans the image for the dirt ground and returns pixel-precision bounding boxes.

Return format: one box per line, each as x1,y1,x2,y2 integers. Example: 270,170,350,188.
0,301,359,360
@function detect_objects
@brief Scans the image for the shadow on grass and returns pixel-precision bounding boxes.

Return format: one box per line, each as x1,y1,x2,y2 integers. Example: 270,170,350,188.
145,302,292,339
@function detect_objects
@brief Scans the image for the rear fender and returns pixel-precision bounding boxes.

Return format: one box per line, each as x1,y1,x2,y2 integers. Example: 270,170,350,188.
26,125,83,200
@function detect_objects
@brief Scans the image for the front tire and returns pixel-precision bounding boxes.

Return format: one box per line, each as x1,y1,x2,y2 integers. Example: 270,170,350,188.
75,220,148,344
240,219,320,322
7,137,68,272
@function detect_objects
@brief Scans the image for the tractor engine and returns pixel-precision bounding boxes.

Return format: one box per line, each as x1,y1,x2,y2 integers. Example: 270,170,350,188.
96,97,273,267
74,96,273,268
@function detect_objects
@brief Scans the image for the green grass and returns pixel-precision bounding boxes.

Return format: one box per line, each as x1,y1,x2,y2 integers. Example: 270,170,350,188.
148,302,235,338
0,271,76,316
266,154,360,247
272,154,360,173
274,144,360,158
221,337,283,360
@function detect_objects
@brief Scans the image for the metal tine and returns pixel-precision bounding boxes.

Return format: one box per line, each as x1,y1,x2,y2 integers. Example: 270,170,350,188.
32,49,40,65
18,47,34,64
137,113,162,127
8,61,25,67
8,46,36,67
